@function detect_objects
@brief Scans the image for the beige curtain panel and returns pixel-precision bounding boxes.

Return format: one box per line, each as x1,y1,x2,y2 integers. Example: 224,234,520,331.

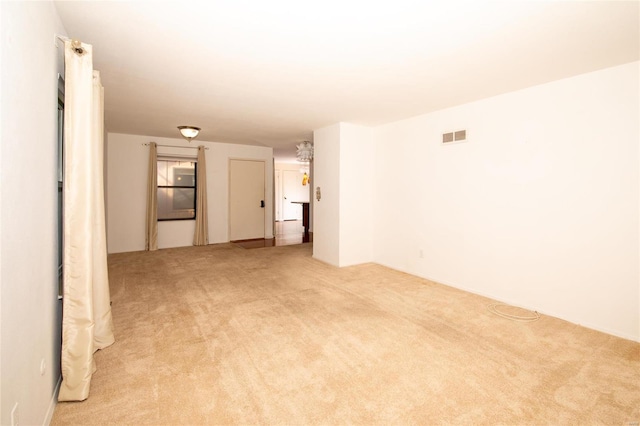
145,142,158,250
193,145,209,246
59,40,115,402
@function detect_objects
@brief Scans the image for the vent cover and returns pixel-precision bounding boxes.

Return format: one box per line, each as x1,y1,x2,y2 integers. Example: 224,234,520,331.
443,130,467,144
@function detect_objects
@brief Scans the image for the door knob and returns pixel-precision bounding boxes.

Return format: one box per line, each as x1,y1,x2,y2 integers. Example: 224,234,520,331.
260,200,265,208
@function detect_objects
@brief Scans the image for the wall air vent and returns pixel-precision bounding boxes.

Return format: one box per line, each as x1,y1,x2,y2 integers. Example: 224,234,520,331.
454,130,466,141
442,130,467,144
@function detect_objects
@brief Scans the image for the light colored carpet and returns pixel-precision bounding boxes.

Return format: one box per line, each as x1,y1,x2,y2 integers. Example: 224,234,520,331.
52,243,640,425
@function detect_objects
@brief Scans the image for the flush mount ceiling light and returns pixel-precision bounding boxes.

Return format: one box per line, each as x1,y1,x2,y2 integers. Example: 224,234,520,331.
296,141,313,162
177,126,201,142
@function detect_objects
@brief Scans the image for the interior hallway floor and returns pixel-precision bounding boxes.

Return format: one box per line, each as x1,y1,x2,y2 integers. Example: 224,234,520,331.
233,219,312,249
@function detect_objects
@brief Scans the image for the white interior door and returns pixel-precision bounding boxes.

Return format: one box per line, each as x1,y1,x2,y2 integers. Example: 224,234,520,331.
282,170,309,220
229,159,265,240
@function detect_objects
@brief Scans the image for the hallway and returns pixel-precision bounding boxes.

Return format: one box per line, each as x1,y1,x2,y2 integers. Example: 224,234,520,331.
233,220,312,249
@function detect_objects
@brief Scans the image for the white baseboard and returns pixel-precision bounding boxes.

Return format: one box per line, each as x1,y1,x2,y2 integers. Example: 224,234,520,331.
43,375,61,426
374,260,640,343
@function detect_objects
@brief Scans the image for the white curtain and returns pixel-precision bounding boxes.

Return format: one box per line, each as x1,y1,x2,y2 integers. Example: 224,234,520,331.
193,146,208,245
59,40,115,402
145,142,158,250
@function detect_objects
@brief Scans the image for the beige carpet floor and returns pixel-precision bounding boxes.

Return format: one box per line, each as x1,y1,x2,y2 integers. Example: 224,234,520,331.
51,243,640,425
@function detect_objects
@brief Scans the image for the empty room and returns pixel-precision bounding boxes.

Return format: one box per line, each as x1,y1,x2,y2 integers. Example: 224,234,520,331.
1,1,639,425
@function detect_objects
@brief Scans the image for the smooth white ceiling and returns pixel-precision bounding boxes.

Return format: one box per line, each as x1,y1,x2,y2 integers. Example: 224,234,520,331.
53,1,639,161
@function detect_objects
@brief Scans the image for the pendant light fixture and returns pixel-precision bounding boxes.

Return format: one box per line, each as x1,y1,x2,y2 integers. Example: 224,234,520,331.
296,140,313,162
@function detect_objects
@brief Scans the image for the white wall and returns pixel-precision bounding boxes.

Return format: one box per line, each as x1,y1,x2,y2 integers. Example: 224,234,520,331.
313,123,375,267
374,62,640,341
106,134,147,252
0,1,66,424
339,123,375,266
312,124,341,265
107,133,274,253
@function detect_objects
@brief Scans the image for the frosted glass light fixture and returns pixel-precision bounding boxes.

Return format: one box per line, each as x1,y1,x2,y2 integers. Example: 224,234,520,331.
296,141,313,162
177,126,201,142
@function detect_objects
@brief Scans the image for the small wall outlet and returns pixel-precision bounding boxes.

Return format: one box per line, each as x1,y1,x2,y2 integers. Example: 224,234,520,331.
11,402,19,426
418,249,424,259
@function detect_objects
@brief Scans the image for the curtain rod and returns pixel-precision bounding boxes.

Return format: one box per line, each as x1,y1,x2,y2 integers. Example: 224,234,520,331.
142,143,208,150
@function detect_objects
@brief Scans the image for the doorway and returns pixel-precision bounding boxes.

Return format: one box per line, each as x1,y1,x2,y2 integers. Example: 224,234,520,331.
229,159,266,241
281,170,309,220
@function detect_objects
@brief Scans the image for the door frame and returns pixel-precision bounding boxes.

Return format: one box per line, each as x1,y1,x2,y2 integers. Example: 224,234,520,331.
274,169,282,221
